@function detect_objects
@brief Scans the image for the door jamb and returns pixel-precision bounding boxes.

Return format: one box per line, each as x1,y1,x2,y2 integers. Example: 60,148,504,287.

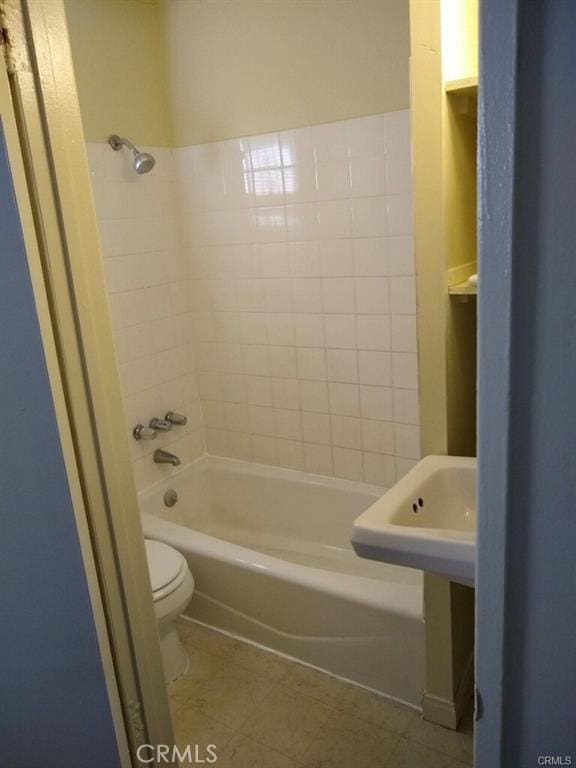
0,2,174,764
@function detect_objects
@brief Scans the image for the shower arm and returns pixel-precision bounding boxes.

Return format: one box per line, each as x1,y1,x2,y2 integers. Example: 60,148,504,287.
109,134,139,156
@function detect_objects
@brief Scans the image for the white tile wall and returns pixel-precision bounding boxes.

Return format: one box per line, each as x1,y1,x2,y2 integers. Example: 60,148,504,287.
173,110,420,487
87,111,419,491
86,143,204,490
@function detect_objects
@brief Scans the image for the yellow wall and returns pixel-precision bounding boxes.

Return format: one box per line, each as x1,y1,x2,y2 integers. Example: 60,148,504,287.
66,0,410,147
410,0,477,729
441,0,478,82
64,0,171,146
161,0,410,146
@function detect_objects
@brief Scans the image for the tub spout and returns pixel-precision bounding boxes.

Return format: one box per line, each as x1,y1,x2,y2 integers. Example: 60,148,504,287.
153,449,181,467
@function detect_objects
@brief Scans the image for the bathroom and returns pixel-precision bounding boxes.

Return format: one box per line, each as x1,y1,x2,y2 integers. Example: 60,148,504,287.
2,0,575,767
65,0,475,761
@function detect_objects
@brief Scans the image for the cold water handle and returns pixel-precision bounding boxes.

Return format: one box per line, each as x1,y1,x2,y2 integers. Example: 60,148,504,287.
165,411,187,426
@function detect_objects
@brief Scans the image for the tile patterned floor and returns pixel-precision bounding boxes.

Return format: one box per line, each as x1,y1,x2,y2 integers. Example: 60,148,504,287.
169,619,474,768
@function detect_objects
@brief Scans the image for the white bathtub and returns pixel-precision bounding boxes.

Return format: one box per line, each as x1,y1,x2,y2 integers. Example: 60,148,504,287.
140,456,424,707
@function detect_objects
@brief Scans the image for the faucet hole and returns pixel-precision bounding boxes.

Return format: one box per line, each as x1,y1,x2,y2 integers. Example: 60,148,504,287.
412,502,418,513
418,497,424,507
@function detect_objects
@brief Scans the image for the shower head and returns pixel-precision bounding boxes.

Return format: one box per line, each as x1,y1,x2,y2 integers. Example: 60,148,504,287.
109,134,156,175
133,152,155,174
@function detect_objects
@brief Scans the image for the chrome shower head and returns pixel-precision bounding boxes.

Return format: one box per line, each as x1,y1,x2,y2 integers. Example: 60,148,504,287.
134,151,155,175
109,134,156,175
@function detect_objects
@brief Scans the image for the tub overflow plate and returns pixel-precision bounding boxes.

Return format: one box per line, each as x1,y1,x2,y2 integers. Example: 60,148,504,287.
164,489,178,508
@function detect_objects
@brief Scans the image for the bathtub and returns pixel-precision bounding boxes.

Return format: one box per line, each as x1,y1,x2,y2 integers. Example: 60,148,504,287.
140,456,424,707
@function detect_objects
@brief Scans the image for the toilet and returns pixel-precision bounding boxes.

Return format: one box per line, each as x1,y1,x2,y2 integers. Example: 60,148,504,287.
145,539,195,684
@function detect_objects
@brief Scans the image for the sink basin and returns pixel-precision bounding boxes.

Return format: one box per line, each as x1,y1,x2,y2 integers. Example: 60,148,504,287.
351,455,476,585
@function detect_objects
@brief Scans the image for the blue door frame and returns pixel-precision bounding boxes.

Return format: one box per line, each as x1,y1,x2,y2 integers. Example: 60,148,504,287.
477,1,576,765
0,122,122,767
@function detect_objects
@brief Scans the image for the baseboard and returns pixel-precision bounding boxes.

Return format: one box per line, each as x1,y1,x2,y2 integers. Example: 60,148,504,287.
422,693,459,730
422,651,475,730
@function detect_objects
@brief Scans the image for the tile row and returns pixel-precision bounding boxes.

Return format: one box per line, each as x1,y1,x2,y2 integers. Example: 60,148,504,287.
187,236,415,279
109,276,416,321
95,202,412,256
112,314,414,363
190,312,417,353
190,276,416,314
201,406,420,457
180,195,412,247
197,377,419,424
204,430,416,487
193,347,418,390
174,111,411,213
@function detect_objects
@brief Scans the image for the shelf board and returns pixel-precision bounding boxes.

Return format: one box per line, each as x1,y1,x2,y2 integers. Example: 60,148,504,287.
448,280,477,297
445,77,478,96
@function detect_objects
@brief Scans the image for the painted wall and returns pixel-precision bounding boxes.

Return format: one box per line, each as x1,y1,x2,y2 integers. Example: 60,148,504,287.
66,0,410,148
441,0,478,82
0,125,121,768
162,0,410,146
477,0,576,763
410,0,476,728
65,0,171,146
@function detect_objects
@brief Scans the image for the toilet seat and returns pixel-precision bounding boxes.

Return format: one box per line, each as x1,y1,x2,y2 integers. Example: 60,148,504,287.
145,539,190,602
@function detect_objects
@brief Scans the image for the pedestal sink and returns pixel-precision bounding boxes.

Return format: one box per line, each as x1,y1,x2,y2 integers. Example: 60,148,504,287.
351,455,476,586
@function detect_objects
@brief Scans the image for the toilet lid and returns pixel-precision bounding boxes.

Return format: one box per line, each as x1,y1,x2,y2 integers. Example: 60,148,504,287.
145,540,185,593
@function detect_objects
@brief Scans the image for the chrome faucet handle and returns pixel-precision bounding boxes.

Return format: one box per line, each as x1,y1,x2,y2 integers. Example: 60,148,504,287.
149,417,172,432
133,424,157,441
165,411,187,426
